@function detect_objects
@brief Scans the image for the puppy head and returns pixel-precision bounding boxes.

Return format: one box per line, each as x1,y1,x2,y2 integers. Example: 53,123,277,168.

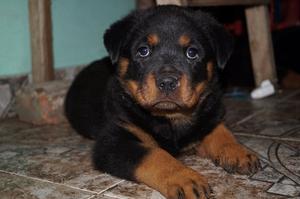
104,6,233,116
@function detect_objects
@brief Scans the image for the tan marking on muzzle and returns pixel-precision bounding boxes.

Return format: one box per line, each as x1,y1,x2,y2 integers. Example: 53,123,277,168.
126,74,158,106
142,74,158,104
207,61,214,81
179,75,206,108
118,57,129,78
126,80,144,104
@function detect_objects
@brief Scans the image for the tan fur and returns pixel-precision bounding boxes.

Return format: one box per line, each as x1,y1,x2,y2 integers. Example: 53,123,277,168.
179,75,206,109
147,34,159,46
206,61,214,81
126,74,158,106
142,74,158,104
179,74,192,104
135,148,209,198
126,80,145,104
118,57,129,78
197,123,259,174
123,123,158,147
197,123,237,158
178,34,191,47
187,82,206,108
164,113,193,126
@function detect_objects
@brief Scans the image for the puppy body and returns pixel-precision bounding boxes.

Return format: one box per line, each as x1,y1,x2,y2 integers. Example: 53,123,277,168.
65,6,259,199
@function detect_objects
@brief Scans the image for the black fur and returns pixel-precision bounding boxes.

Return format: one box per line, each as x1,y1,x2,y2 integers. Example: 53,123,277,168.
65,6,232,181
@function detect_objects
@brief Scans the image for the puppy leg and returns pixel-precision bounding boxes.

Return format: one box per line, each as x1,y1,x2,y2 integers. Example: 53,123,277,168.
93,125,211,199
135,148,212,199
197,123,260,175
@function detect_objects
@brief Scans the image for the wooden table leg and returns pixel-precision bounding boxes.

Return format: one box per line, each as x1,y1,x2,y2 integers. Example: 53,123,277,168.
28,0,54,83
156,0,187,6
245,5,277,86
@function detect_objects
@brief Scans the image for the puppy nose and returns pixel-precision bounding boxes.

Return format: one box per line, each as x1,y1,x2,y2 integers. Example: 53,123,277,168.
157,76,179,91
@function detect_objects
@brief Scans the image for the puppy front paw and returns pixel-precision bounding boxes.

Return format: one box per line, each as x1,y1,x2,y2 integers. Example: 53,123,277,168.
212,143,261,175
164,168,212,199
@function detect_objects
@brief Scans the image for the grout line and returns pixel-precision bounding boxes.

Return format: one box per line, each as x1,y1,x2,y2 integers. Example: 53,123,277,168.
235,110,264,126
233,89,300,127
83,179,126,199
103,192,129,199
97,180,125,195
279,89,300,101
0,170,98,194
234,132,300,142
85,194,97,199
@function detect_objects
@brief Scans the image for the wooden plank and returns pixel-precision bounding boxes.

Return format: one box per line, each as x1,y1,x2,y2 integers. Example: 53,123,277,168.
245,5,277,86
28,0,54,83
137,0,156,9
186,0,269,7
156,0,187,6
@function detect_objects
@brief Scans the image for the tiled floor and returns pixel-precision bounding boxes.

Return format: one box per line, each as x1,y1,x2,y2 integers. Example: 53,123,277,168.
0,89,300,199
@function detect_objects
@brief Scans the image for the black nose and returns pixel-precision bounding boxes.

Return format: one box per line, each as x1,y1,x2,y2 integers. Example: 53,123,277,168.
157,76,179,92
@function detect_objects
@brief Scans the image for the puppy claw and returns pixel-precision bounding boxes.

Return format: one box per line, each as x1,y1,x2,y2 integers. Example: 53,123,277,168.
177,188,185,199
165,168,211,199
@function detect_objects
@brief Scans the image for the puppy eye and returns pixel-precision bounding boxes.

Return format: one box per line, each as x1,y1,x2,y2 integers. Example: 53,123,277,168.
186,47,199,59
137,46,150,57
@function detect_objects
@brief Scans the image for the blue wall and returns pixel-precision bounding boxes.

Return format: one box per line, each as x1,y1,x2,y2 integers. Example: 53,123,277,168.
0,0,135,76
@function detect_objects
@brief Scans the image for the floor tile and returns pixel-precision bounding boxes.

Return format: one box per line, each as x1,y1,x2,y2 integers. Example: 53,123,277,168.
224,98,265,126
0,120,123,193
0,172,92,199
250,166,284,183
267,183,300,197
92,194,126,199
231,103,300,136
283,89,300,102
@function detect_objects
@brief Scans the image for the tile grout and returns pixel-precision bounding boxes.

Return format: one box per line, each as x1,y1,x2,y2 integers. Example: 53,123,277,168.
234,110,265,126
82,180,126,199
279,89,300,101
84,194,98,199
234,132,300,142
103,192,130,199
232,89,300,127
0,169,98,195
97,180,125,195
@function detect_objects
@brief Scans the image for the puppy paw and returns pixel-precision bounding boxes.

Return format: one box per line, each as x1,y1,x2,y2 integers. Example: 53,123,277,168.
212,143,261,175
164,168,212,199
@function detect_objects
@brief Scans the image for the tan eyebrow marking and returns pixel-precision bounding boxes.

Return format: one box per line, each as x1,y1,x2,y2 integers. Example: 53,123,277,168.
147,34,159,46
178,34,191,47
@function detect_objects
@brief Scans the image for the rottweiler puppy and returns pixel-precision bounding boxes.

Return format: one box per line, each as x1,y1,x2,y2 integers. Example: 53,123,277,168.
65,5,260,199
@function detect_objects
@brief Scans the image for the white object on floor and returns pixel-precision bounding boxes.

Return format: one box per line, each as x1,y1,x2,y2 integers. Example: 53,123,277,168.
251,79,275,99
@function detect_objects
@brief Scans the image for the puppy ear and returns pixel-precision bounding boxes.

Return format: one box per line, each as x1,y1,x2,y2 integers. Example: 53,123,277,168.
104,9,153,64
104,14,133,64
193,11,234,69
207,22,234,69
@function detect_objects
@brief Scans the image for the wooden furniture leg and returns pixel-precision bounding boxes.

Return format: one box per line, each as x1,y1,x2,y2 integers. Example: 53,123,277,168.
28,0,54,83
245,5,277,86
156,0,186,6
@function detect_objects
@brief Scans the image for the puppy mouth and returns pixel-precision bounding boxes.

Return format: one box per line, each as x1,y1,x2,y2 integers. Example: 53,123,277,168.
152,101,181,111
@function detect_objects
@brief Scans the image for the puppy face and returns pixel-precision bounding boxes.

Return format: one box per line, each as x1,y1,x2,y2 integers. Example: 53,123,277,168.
104,6,232,116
